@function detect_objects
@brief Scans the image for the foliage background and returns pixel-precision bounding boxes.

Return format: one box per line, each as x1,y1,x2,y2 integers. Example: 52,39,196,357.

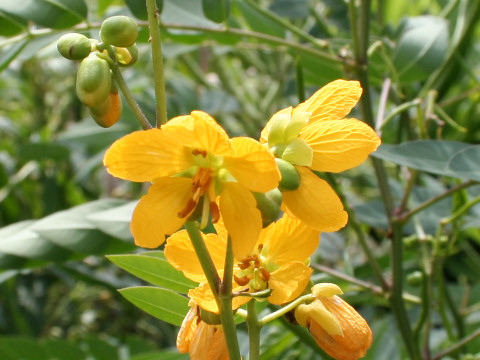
1,0,480,359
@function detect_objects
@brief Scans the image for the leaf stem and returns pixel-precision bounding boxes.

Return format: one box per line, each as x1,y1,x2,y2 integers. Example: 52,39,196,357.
145,0,168,127
258,294,315,325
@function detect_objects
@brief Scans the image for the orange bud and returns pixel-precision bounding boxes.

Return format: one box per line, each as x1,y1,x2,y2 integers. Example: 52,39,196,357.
305,296,372,360
89,92,122,128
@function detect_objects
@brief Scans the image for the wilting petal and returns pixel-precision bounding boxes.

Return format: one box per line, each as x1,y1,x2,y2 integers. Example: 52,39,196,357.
295,80,362,123
308,296,372,360
223,137,280,193
282,167,348,232
163,111,234,156
177,304,199,353
165,231,227,283
130,177,192,248
259,215,320,265
300,118,380,173
296,299,343,337
189,282,250,314
219,182,262,260
190,322,229,360
103,129,193,182
268,262,312,305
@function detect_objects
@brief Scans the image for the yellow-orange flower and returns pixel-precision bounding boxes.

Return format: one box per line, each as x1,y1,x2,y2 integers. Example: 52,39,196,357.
103,111,280,259
177,301,228,360
165,214,319,313
260,80,381,232
295,283,372,360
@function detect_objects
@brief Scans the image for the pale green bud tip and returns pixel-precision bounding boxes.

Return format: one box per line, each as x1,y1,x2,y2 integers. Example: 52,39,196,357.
311,283,343,298
57,33,92,60
281,138,313,167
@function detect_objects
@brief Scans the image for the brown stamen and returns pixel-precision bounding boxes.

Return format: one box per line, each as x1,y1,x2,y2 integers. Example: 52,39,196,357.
234,275,250,286
259,267,270,281
178,199,197,218
192,149,207,157
210,201,220,223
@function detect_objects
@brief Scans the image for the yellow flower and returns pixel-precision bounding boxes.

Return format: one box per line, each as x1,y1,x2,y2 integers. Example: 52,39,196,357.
295,283,372,360
260,80,381,232
164,214,319,313
177,301,229,360
103,111,280,259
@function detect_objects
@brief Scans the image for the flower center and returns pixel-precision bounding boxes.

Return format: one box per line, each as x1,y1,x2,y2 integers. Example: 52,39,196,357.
234,244,272,292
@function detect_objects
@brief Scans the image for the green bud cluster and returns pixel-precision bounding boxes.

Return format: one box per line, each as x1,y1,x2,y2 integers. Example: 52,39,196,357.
56,16,140,128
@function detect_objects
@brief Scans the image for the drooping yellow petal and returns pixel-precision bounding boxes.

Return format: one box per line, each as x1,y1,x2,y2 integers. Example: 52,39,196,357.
219,182,262,260
300,118,380,173
259,215,320,265
223,137,280,193
189,281,250,314
268,262,312,305
282,167,348,232
312,283,343,298
295,80,362,123
163,111,234,156
130,177,192,248
103,129,193,182
296,299,344,336
189,322,229,360
177,304,199,353
165,231,227,283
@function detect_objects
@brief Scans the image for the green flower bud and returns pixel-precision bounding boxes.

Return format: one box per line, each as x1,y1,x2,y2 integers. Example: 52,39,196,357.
115,44,138,67
406,271,424,287
276,158,301,191
76,55,112,107
253,190,282,226
57,33,92,60
100,16,138,47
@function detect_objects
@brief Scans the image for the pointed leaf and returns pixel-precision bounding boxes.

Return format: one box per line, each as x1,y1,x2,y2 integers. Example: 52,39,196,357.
446,145,480,181
119,286,189,326
86,201,136,241
107,254,196,293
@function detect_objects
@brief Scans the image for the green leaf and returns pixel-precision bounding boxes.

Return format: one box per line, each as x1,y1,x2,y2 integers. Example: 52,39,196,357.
0,337,48,360
0,0,87,29
0,10,27,36
131,351,188,360
82,337,118,360
372,140,471,177
393,16,449,83
19,143,70,162
235,1,285,38
0,40,28,73
86,201,135,241
269,0,309,19
446,145,480,181
43,339,86,360
125,0,163,19
107,254,197,293
162,0,216,27
202,0,230,23
31,199,130,254
119,286,189,326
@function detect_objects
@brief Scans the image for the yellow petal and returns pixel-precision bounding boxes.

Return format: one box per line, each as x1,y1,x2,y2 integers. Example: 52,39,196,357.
189,282,250,314
260,215,320,265
163,111,234,156
312,283,343,298
190,322,229,360
219,182,262,259
296,299,344,336
130,177,192,248
268,262,312,305
223,137,280,192
103,129,193,182
176,304,199,353
300,118,381,173
282,167,348,232
295,80,362,123
165,231,227,283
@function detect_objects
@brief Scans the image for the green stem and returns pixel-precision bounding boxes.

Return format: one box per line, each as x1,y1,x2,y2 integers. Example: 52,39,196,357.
145,0,168,127
259,294,315,325
247,300,261,360
433,328,480,360
111,65,152,129
218,235,241,360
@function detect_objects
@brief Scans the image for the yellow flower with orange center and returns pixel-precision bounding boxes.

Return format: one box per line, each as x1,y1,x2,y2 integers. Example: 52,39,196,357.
103,111,280,259
260,80,381,232
295,283,372,360
164,215,319,313
177,301,228,360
